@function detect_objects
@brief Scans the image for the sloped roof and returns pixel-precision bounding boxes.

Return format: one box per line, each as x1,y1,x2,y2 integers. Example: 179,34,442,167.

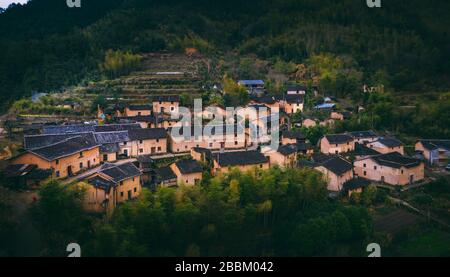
343,178,371,191
43,124,95,135
94,131,129,144
99,162,141,183
214,150,269,167
418,139,450,151
350,143,380,156
152,95,180,102
100,143,120,153
284,94,304,104
29,135,99,161
316,156,353,176
325,134,354,144
282,130,306,140
174,159,203,174
155,166,177,182
348,130,378,139
376,137,403,147
127,105,152,111
93,124,141,133
278,144,298,156
24,132,94,150
371,152,421,169
128,128,167,140
88,176,116,192
287,84,307,91
238,80,264,86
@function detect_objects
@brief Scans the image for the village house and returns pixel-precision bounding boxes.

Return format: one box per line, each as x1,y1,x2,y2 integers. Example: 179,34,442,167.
135,155,155,184
152,95,180,114
281,130,306,145
249,95,280,110
286,84,307,95
314,155,354,192
320,134,355,155
4,164,52,188
123,105,152,117
261,144,297,168
94,131,129,162
169,125,247,153
128,128,168,157
282,94,304,114
154,166,178,188
415,139,450,166
342,177,372,197
11,135,100,178
81,162,142,215
238,80,265,96
354,152,424,186
367,137,404,155
170,159,203,186
212,150,270,174
296,141,314,156
347,130,379,144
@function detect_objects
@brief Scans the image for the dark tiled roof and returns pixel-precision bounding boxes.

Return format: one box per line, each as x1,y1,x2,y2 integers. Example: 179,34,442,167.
93,124,141,133
94,131,129,144
4,164,36,178
284,94,304,104
287,84,307,91
296,142,313,151
43,124,95,134
175,159,203,174
214,150,269,167
282,130,306,140
127,105,152,111
418,139,450,151
136,155,155,164
350,143,380,156
88,176,116,192
155,166,177,182
24,132,94,150
251,95,277,104
377,137,403,147
316,156,353,176
348,130,378,139
325,134,354,144
343,178,371,191
99,162,141,183
153,95,180,102
278,144,298,156
119,115,156,123
371,152,421,169
128,128,167,140
100,143,120,153
30,135,99,161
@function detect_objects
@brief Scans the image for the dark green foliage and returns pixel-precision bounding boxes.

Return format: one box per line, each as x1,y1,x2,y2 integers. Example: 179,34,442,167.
80,167,372,257
0,0,449,111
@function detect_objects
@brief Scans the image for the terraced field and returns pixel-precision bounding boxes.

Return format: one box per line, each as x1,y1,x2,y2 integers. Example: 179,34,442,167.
86,52,208,105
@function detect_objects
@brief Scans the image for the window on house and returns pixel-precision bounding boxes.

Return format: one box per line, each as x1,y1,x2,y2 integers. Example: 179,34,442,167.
260,164,263,168
55,159,59,165
157,147,161,151
401,170,404,174
120,192,124,197
134,187,137,193
56,171,60,177
139,140,143,144
171,107,174,111
364,171,367,176
374,166,377,170
363,164,366,168
120,181,124,186
124,142,127,146
132,177,135,182
79,162,83,169
235,141,238,145
79,151,84,158
140,149,144,153
156,139,159,142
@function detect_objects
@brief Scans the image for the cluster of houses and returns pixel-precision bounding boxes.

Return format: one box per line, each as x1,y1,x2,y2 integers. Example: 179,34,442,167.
4,84,450,215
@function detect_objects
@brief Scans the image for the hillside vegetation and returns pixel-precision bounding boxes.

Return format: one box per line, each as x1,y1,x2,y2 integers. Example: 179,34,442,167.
0,0,449,111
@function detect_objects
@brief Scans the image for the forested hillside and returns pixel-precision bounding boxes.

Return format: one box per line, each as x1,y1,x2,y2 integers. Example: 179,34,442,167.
0,0,449,110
